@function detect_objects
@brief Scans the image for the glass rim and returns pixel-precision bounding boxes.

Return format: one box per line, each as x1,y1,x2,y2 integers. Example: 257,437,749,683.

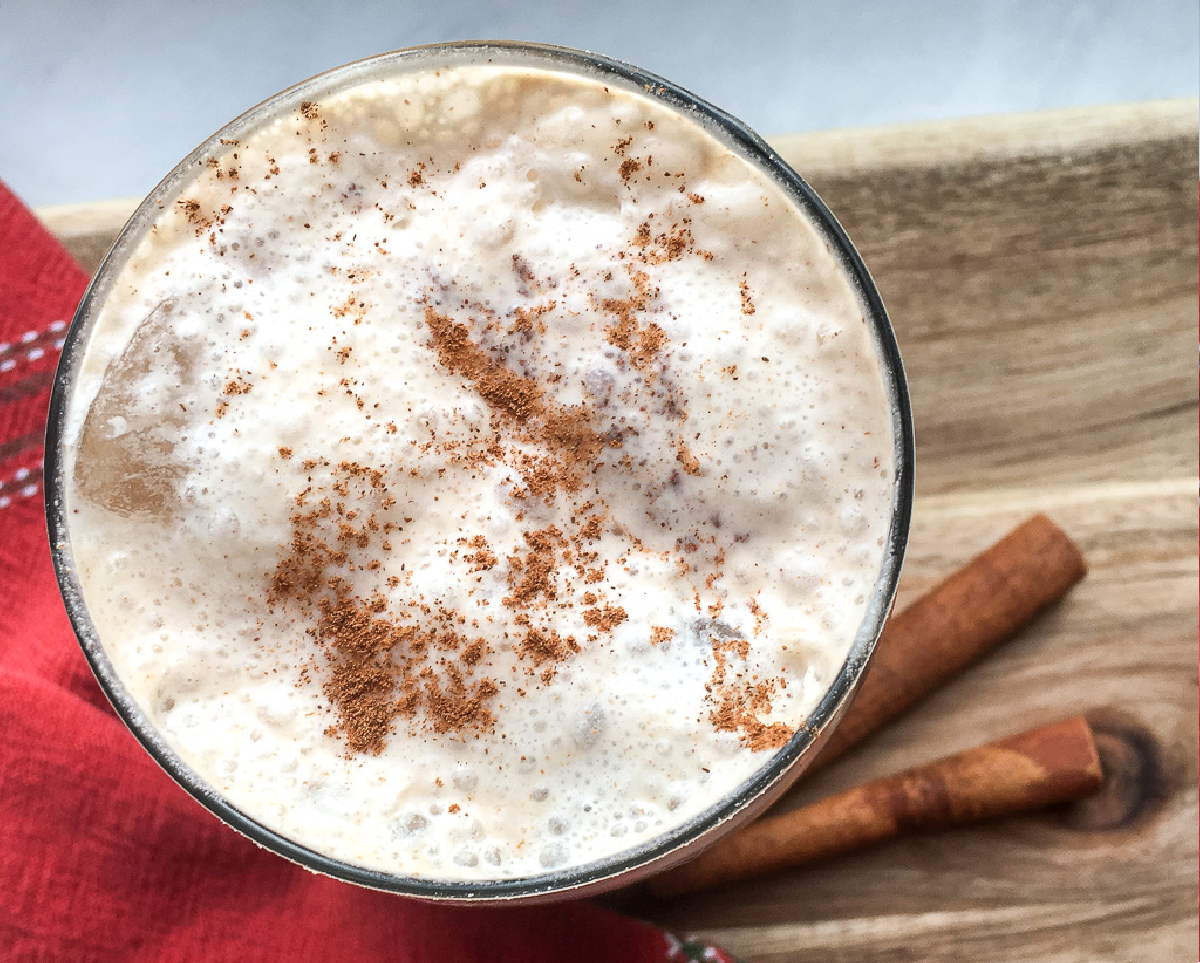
44,39,915,902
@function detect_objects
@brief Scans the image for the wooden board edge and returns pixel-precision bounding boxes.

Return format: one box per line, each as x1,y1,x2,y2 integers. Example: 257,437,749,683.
768,98,1199,174
32,100,1199,242
34,195,142,241
912,477,1199,518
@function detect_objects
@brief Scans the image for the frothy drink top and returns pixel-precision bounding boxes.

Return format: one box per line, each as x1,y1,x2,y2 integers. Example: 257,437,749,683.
60,58,896,882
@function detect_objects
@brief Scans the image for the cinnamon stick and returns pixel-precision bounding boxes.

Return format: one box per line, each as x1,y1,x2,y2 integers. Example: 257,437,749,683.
812,514,1086,772
650,715,1102,898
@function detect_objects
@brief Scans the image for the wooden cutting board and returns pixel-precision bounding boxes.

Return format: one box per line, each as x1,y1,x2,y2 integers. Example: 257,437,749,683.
36,98,1199,963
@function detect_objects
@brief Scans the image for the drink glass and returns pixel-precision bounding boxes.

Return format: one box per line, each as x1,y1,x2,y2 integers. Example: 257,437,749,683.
45,41,914,901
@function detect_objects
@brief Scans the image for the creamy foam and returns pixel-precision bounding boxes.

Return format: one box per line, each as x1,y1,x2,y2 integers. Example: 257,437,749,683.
61,61,896,881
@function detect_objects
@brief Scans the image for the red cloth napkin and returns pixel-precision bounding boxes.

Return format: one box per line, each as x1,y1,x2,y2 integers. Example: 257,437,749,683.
0,180,740,963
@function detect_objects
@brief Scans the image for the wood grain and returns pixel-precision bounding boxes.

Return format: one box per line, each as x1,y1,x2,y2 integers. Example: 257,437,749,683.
35,99,1199,963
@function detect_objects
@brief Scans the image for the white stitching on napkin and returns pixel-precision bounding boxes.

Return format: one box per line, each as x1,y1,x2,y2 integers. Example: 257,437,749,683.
0,467,42,509
0,321,67,374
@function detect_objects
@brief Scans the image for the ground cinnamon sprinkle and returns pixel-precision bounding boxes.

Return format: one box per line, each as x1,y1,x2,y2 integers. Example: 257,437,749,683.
517,627,580,668
424,668,499,735
739,276,756,315
510,300,556,335
709,687,793,751
460,534,497,572
178,198,206,227
255,160,798,761
423,303,605,497
700,625,794,749
268,462,500,754
578,515,604,540
747,596,766,636
424,305,544,421
582,604,627,632
504,526,562,608
599,273,666,372
631,220,701,264
675,441,701,476
317,597,411,754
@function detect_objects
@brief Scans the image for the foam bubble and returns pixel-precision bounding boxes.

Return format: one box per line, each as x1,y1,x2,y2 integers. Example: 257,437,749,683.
539,843,569,868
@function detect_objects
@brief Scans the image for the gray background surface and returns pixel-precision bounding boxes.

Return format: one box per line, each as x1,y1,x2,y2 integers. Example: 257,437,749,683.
2,0,1197,207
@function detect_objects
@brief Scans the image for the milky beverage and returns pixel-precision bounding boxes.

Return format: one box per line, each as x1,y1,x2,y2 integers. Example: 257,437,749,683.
60,57,897,882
